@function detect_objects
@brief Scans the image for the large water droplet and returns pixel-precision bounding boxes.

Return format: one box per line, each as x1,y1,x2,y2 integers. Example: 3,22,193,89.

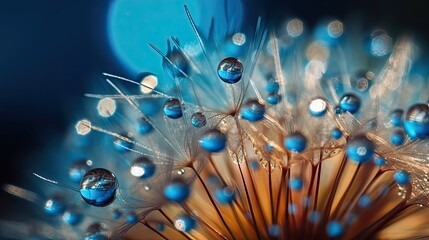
80,168,118,207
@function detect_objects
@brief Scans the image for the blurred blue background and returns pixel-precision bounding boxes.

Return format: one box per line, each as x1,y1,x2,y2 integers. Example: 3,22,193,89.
0,0,428,214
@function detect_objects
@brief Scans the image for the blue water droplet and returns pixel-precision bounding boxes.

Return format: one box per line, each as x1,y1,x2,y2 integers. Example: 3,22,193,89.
163,47,190,78
389,109,403,127
69,160,91,183
84,223,109,240
331,128,342,139
130,157,156,179
326,221,344,238
136,118,153,134
163,98,183,119
394,170,409,185
126,212,138,224
403,104,429,139
175,215,196,232
214,187,235,205
308,211,321,223
44,196,65,215
199,129,227,153
308,98,328,117
217,57,243,84
266,81,280,93
241,99,265,122
62,207,83,226
390,130,405,146
346,136,375,164
289,178,303,191
339,93,361,114
267,93,281,105
350,70,373,92
80,168,118,207
268,224,280,237
114,133,133,152
163,179,190,203
284,132,307,152
191,112,207,128
112,209,122,219
374,156,386,166
358,195,371,208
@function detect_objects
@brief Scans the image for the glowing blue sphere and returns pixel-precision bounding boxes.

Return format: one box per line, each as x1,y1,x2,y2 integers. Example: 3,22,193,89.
267,93,281,105
346,136,375,164
241,99,265,122
284,132,307,152
403,104,429,139
288,178,303,191
80,168,118,207
163,179,190,203
199,129,227,153
339,93,361,114
163,98,183,119
191,112,207,128
217,57,243,84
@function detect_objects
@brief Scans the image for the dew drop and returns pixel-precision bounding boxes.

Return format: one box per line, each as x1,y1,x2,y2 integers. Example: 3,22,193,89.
394,170,410,185
62,207,83,226
163,98,183,119
217,57,243,84
69,159,92,183
136,118,154,134
191,112,207,128
389,109,404,127
267,93,281,105
241,99,265,122
214,187,235,205
130,157,156,179
326,221,344,238
163,179,190,203
390,130,406,146
339,93,361,114
370,30,392,57
84,223,109,240
76,119,91,135
44,195,65,215
403,104,429,139
346,136,375,163
199,129,227,153
175,215,196,232
308,97,327,117
331,128,342,139
284,132,307,152
80,168,118,207
97,97,116,117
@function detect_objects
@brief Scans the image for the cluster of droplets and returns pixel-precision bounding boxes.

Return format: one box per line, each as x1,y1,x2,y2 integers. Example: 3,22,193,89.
3,7,429,240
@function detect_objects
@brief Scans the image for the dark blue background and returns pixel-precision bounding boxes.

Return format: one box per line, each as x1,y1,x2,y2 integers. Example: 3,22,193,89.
0,0,428,214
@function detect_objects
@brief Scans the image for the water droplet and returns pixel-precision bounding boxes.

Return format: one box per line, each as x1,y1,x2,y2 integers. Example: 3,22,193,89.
288,178,303,191
403,104,429,139
136,118,153,134
266,81,280,93
331,128,342,139
214,187,235,205
390,130,406,146
308,211,321,223
163,98,183,119
112,209,122,219
69,160,91,183
389,109,404,127
76,119,91,135
138,73,158,94
287,19,303,38
62,207,83,226
374,157,386,166
44,195,65,215
163,47,190,78
358,195,371,208
267,93,281,105
394,170,410,185
346,136,375,163
199,129,227,153
126,212,138,224
175,215,196,232
339,93,361,114
268,224,281,237
113,133,133,152
241,99,265,122
327,20,343,38
191,112,207,128
284,132,307,152
326,221,344,238
130,157,156,179
232,32,246,46
80,168,118,207
350,70,373,92
217,57,243,84
84,223,109,240
177,168,186,175
308,98,327,117
163,179,190,203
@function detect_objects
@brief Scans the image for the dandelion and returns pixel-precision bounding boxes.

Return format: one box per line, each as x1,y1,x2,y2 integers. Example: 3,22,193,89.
2,2,429,240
